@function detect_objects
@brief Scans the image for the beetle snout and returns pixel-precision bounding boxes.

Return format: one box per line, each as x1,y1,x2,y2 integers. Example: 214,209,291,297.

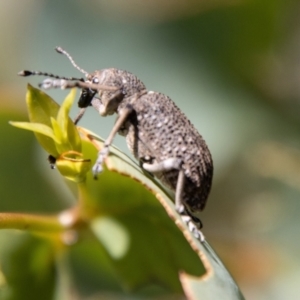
78,88,96,108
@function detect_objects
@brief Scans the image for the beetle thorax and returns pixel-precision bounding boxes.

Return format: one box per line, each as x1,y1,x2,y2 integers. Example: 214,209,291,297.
89,68,146,116
92,68,146,98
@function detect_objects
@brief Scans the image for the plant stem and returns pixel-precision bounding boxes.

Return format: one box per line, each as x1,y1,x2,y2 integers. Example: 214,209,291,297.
0,212,65,232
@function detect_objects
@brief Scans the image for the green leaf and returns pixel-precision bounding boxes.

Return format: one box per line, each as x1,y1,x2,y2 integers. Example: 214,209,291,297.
50,117,66,154
0,231,56,300
75,128,244,298
24,85,81,158
180,243,246,300
91,217,130,259
10,85,88,181
25,84,61,157
56,88,81,153
8,122,59,146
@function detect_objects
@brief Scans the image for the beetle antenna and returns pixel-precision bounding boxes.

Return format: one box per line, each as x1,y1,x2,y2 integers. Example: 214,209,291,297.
18,70,83,81
55,46,89,77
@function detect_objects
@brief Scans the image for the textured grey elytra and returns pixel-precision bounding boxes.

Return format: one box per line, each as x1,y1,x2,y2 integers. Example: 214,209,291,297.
19,47,213,237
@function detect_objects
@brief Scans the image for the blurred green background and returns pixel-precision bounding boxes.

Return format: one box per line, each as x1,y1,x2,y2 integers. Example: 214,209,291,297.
1,0,300,299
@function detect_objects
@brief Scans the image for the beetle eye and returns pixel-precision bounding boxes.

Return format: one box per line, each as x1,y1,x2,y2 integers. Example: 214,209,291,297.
92,77,99,84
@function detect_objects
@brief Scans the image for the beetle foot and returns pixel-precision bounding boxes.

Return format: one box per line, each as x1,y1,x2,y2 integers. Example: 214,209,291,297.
92,146,109,178
178,205,205,242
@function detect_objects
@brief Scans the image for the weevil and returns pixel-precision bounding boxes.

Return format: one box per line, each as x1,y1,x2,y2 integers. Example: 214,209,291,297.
19,47,213,240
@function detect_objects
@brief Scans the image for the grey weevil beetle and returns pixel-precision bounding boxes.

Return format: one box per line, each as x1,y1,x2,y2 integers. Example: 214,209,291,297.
19,47,213,241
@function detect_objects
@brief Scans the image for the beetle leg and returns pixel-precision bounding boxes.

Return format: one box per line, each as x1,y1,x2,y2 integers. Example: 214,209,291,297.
74,108,87,125
92,103,133,177
142,158,182,173
142,159,185,210
142,158,183,211
143,160,205,242
181,214,205,242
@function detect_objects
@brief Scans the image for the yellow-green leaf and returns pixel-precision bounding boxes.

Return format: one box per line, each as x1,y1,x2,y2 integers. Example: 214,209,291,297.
58,89,81,153
9,121,60,148
25,85,63,156
57,88,76,140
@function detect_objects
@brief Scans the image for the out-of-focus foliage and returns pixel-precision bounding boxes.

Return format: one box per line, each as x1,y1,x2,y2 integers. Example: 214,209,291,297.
1,0,300,299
